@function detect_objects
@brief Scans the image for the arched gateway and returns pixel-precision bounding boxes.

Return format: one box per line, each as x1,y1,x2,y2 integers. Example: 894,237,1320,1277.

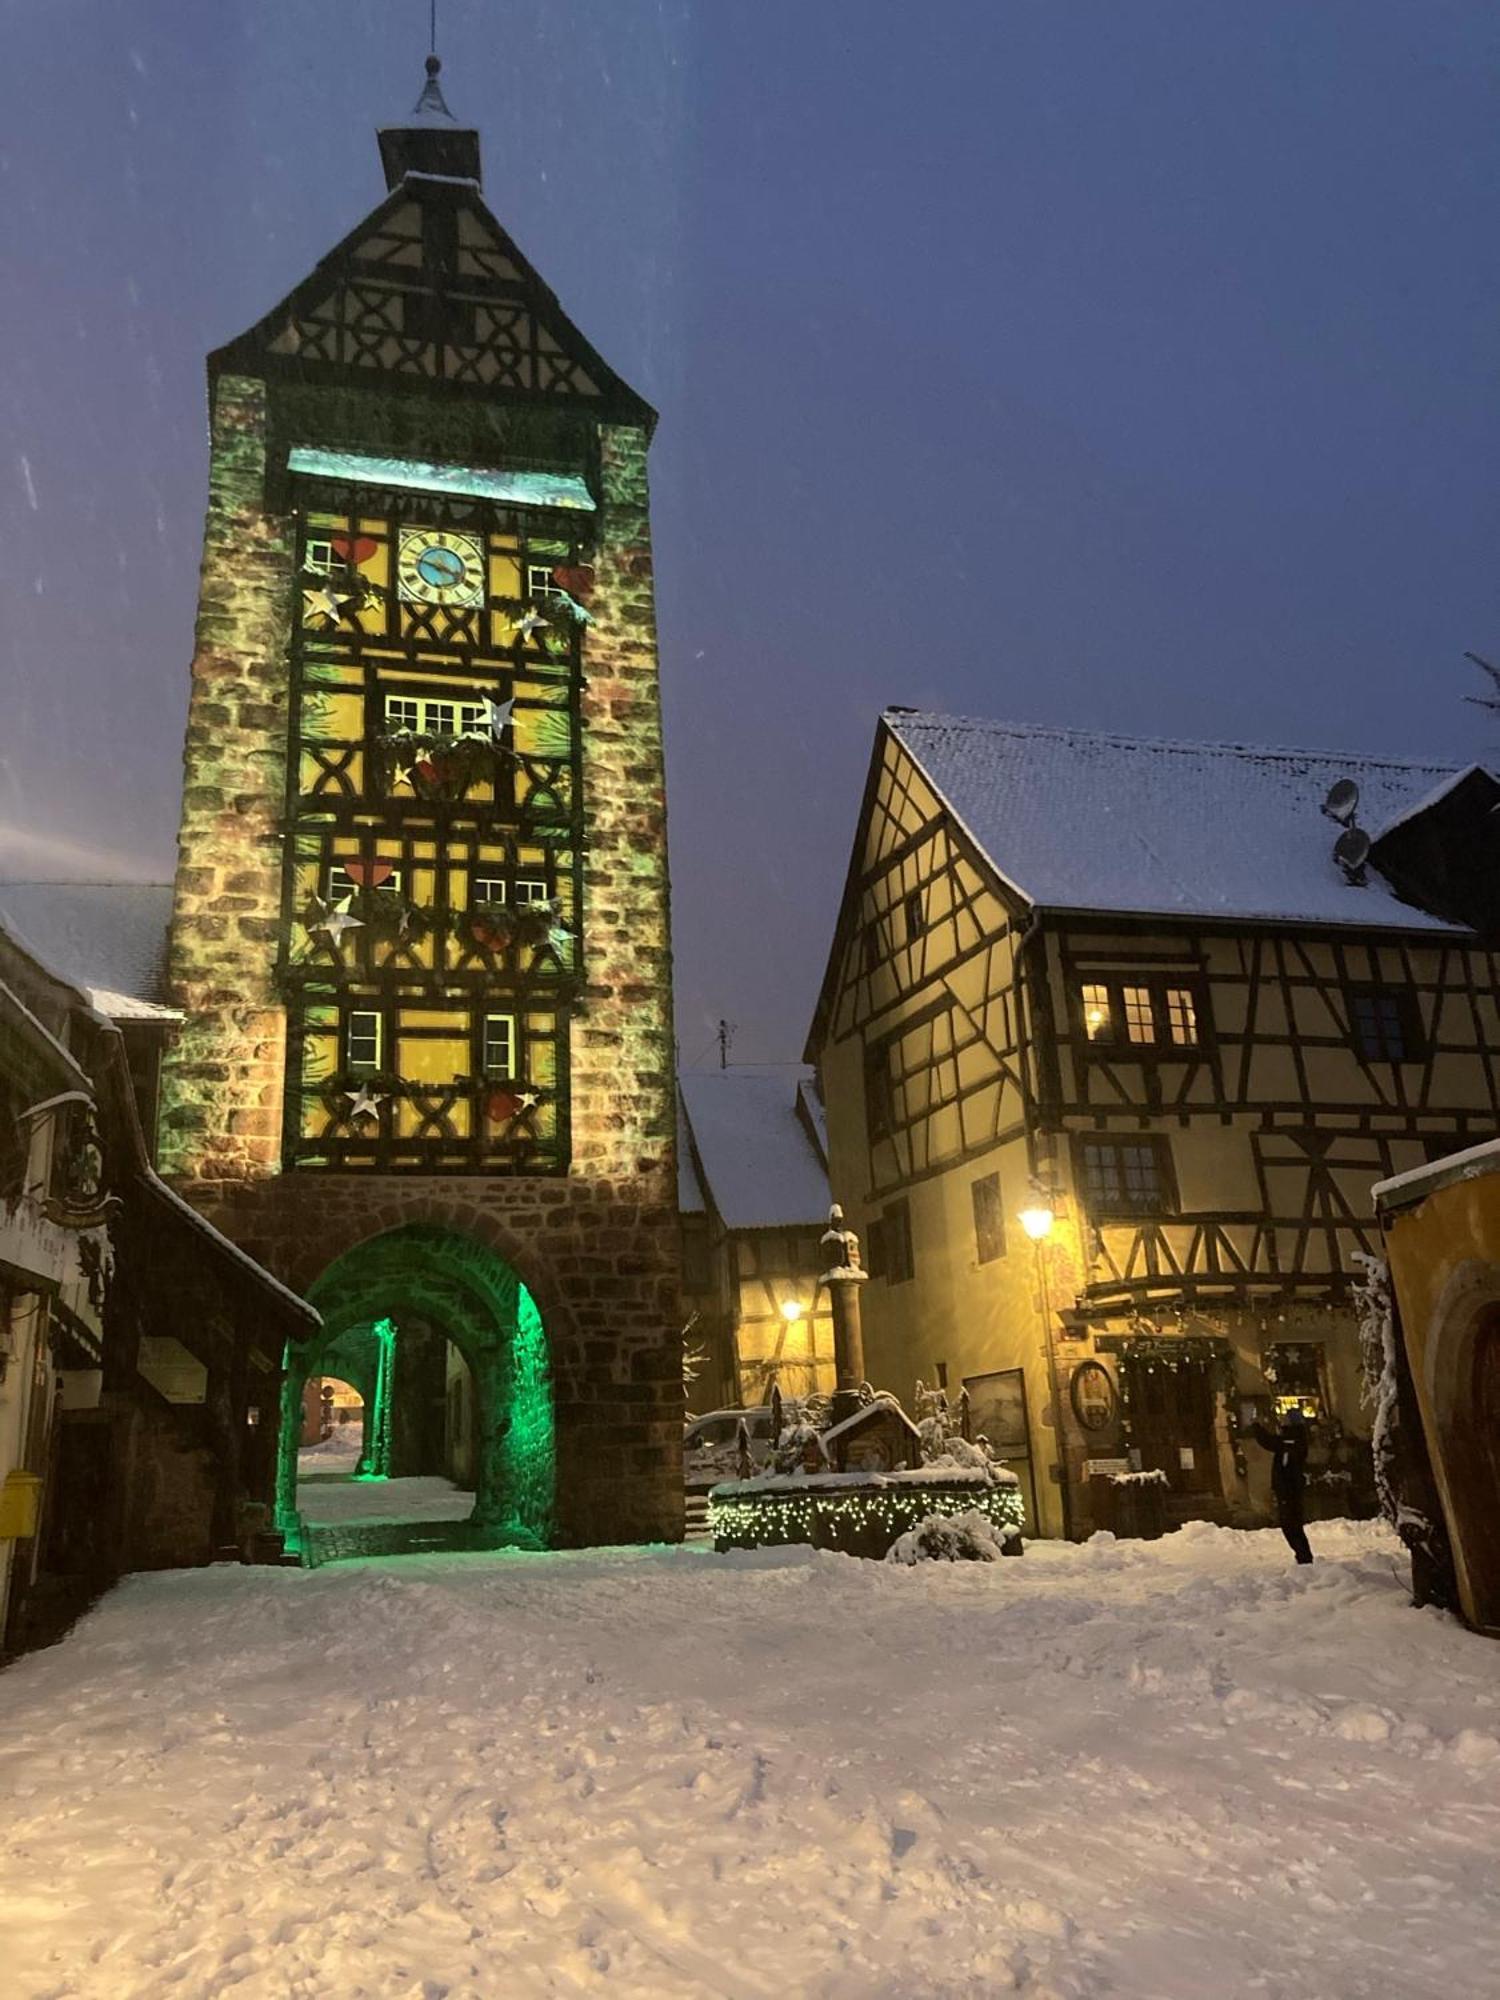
277,1225,554,1547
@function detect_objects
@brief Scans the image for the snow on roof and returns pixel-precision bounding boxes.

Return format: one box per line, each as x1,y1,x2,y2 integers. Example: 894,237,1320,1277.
678,1071,831,1231
885,713,1475,934
287,447,595,513
141,1171,320,1327
1372,1136,1500,1215
676,1097,706,1215
0,884,174,1005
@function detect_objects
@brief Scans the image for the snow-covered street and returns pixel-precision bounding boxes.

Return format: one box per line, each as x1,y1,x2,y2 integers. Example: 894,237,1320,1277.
3,1521,1498,2000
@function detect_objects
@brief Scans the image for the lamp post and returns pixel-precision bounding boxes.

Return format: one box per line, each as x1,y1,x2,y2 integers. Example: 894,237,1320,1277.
1019,1198,1075,1541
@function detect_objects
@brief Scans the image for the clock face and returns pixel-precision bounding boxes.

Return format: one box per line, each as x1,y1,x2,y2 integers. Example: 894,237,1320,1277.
397,528,486,608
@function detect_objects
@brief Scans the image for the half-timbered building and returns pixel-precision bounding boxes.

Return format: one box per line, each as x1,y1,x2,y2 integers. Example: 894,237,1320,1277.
677,1071,834,1412
807,711,1500,1538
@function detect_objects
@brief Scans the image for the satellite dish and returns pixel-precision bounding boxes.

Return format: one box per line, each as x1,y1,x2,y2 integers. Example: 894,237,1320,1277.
1322,779,1360,825
1334,826,1371,877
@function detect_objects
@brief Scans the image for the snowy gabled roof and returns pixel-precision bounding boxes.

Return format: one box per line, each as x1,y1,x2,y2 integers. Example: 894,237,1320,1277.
678,1071,831,1231
0,884,175,1012
885,712,1475,935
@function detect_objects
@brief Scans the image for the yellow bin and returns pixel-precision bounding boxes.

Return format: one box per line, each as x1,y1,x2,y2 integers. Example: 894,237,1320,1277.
0,1470,43,1540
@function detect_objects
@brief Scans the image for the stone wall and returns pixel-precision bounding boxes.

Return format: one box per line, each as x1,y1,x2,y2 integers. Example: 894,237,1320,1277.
160,373,294,1185
196,1176,683,1546
160,384,684,1545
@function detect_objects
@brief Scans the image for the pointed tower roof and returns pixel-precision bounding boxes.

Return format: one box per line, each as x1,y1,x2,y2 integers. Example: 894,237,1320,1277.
378,54,482,190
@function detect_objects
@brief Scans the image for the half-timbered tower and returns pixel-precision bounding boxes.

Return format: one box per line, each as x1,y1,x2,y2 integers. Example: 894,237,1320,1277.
160,63,681,1549
807,712,1500,1538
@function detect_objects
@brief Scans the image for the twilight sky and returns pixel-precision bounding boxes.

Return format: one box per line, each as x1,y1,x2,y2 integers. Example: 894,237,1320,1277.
2,1,1498,1064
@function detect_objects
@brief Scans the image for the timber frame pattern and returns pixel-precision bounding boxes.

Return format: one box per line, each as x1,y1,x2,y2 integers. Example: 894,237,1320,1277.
812,719,1500,1323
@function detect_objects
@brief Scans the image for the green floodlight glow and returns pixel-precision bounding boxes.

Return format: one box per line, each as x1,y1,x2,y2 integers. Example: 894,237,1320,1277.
275,1225,556,1552
357,1316,397,1480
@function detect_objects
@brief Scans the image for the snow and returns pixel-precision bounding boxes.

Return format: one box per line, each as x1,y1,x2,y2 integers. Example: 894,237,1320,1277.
296,1472,475,1526
1372,1132,1500,1209
886,711,1473,934
678,1069,830,1229
715,1462,1015,1494
0,882,175,1003
286,448,596,514
5,1520,1494,1998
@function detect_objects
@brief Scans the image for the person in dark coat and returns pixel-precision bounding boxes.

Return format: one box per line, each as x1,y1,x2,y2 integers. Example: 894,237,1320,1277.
1249,1408,1313,1563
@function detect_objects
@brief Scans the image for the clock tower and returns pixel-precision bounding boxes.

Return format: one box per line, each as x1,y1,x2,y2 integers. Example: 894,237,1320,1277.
161,61,681,1549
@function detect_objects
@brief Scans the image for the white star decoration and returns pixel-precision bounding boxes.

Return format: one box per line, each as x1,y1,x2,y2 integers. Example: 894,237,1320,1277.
307,895,364,945
465,695,514,743
345,1082,385,1122
516,1090,540,1112
513,606,548,641
302,585,350,628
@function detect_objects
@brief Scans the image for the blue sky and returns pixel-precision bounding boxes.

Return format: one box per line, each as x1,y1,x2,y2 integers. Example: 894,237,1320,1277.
2,2,1497,1061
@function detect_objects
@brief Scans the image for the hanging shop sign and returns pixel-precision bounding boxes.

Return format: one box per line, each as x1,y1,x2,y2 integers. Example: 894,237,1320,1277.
1069,1359,1120,1433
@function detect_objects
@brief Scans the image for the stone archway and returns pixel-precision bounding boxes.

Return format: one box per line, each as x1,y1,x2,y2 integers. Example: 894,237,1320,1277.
276,1223,555,1552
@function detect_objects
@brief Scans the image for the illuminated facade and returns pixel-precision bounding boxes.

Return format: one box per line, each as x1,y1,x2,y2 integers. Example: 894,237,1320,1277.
161,67,681,1548
809,712,1500,1538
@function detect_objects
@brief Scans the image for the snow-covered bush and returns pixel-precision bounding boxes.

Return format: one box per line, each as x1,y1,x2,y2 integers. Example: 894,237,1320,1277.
884,1509,1019,1565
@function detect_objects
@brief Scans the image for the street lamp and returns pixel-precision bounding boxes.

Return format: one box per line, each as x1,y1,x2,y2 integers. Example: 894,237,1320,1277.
1018,1192,1074,1540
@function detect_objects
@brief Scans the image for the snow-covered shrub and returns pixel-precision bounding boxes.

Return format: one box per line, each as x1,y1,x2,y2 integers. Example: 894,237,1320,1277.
884,1510,1019,1565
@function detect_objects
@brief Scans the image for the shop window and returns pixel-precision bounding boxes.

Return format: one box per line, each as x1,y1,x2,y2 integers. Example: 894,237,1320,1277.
1264,1341,1327,1421
972,1172,1005,1264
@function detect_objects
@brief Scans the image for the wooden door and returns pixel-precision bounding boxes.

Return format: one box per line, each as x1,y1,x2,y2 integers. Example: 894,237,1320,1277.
1125,1357,1222,1499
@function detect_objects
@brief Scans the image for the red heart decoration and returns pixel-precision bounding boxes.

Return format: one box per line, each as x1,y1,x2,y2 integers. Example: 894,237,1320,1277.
343,859,394,888
551,564,595,600
472,916,508,950
485,1089,523,1124
331,534,378,567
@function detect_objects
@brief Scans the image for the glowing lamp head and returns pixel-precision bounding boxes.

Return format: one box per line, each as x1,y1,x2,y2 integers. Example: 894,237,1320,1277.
1018,1204,1055,1242
779,1298,805,1323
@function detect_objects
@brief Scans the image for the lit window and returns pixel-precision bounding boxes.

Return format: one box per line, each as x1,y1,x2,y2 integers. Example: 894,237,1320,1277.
1163,988,1198,1047
346,1011,383,1071
1081,984,1113,1041
1122,986,1155,1045
383,695,484,739
1078,1138,1169,1217
482,1013,516,1076
328,863,403,902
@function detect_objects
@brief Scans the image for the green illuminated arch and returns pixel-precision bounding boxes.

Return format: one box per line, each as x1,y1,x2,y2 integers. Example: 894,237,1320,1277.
277,1223,555,1548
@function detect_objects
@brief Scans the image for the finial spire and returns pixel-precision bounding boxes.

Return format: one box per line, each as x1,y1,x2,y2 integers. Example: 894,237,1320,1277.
412,52,454,122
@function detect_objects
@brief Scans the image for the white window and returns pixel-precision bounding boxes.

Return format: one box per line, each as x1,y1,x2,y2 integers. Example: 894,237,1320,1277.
347,1011,383,1071
384,695,483,738
304,537,343,576
472,874,507,904
526,562,565,599
328,863,403,902
482,1013,516,1076
514,879,550,906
